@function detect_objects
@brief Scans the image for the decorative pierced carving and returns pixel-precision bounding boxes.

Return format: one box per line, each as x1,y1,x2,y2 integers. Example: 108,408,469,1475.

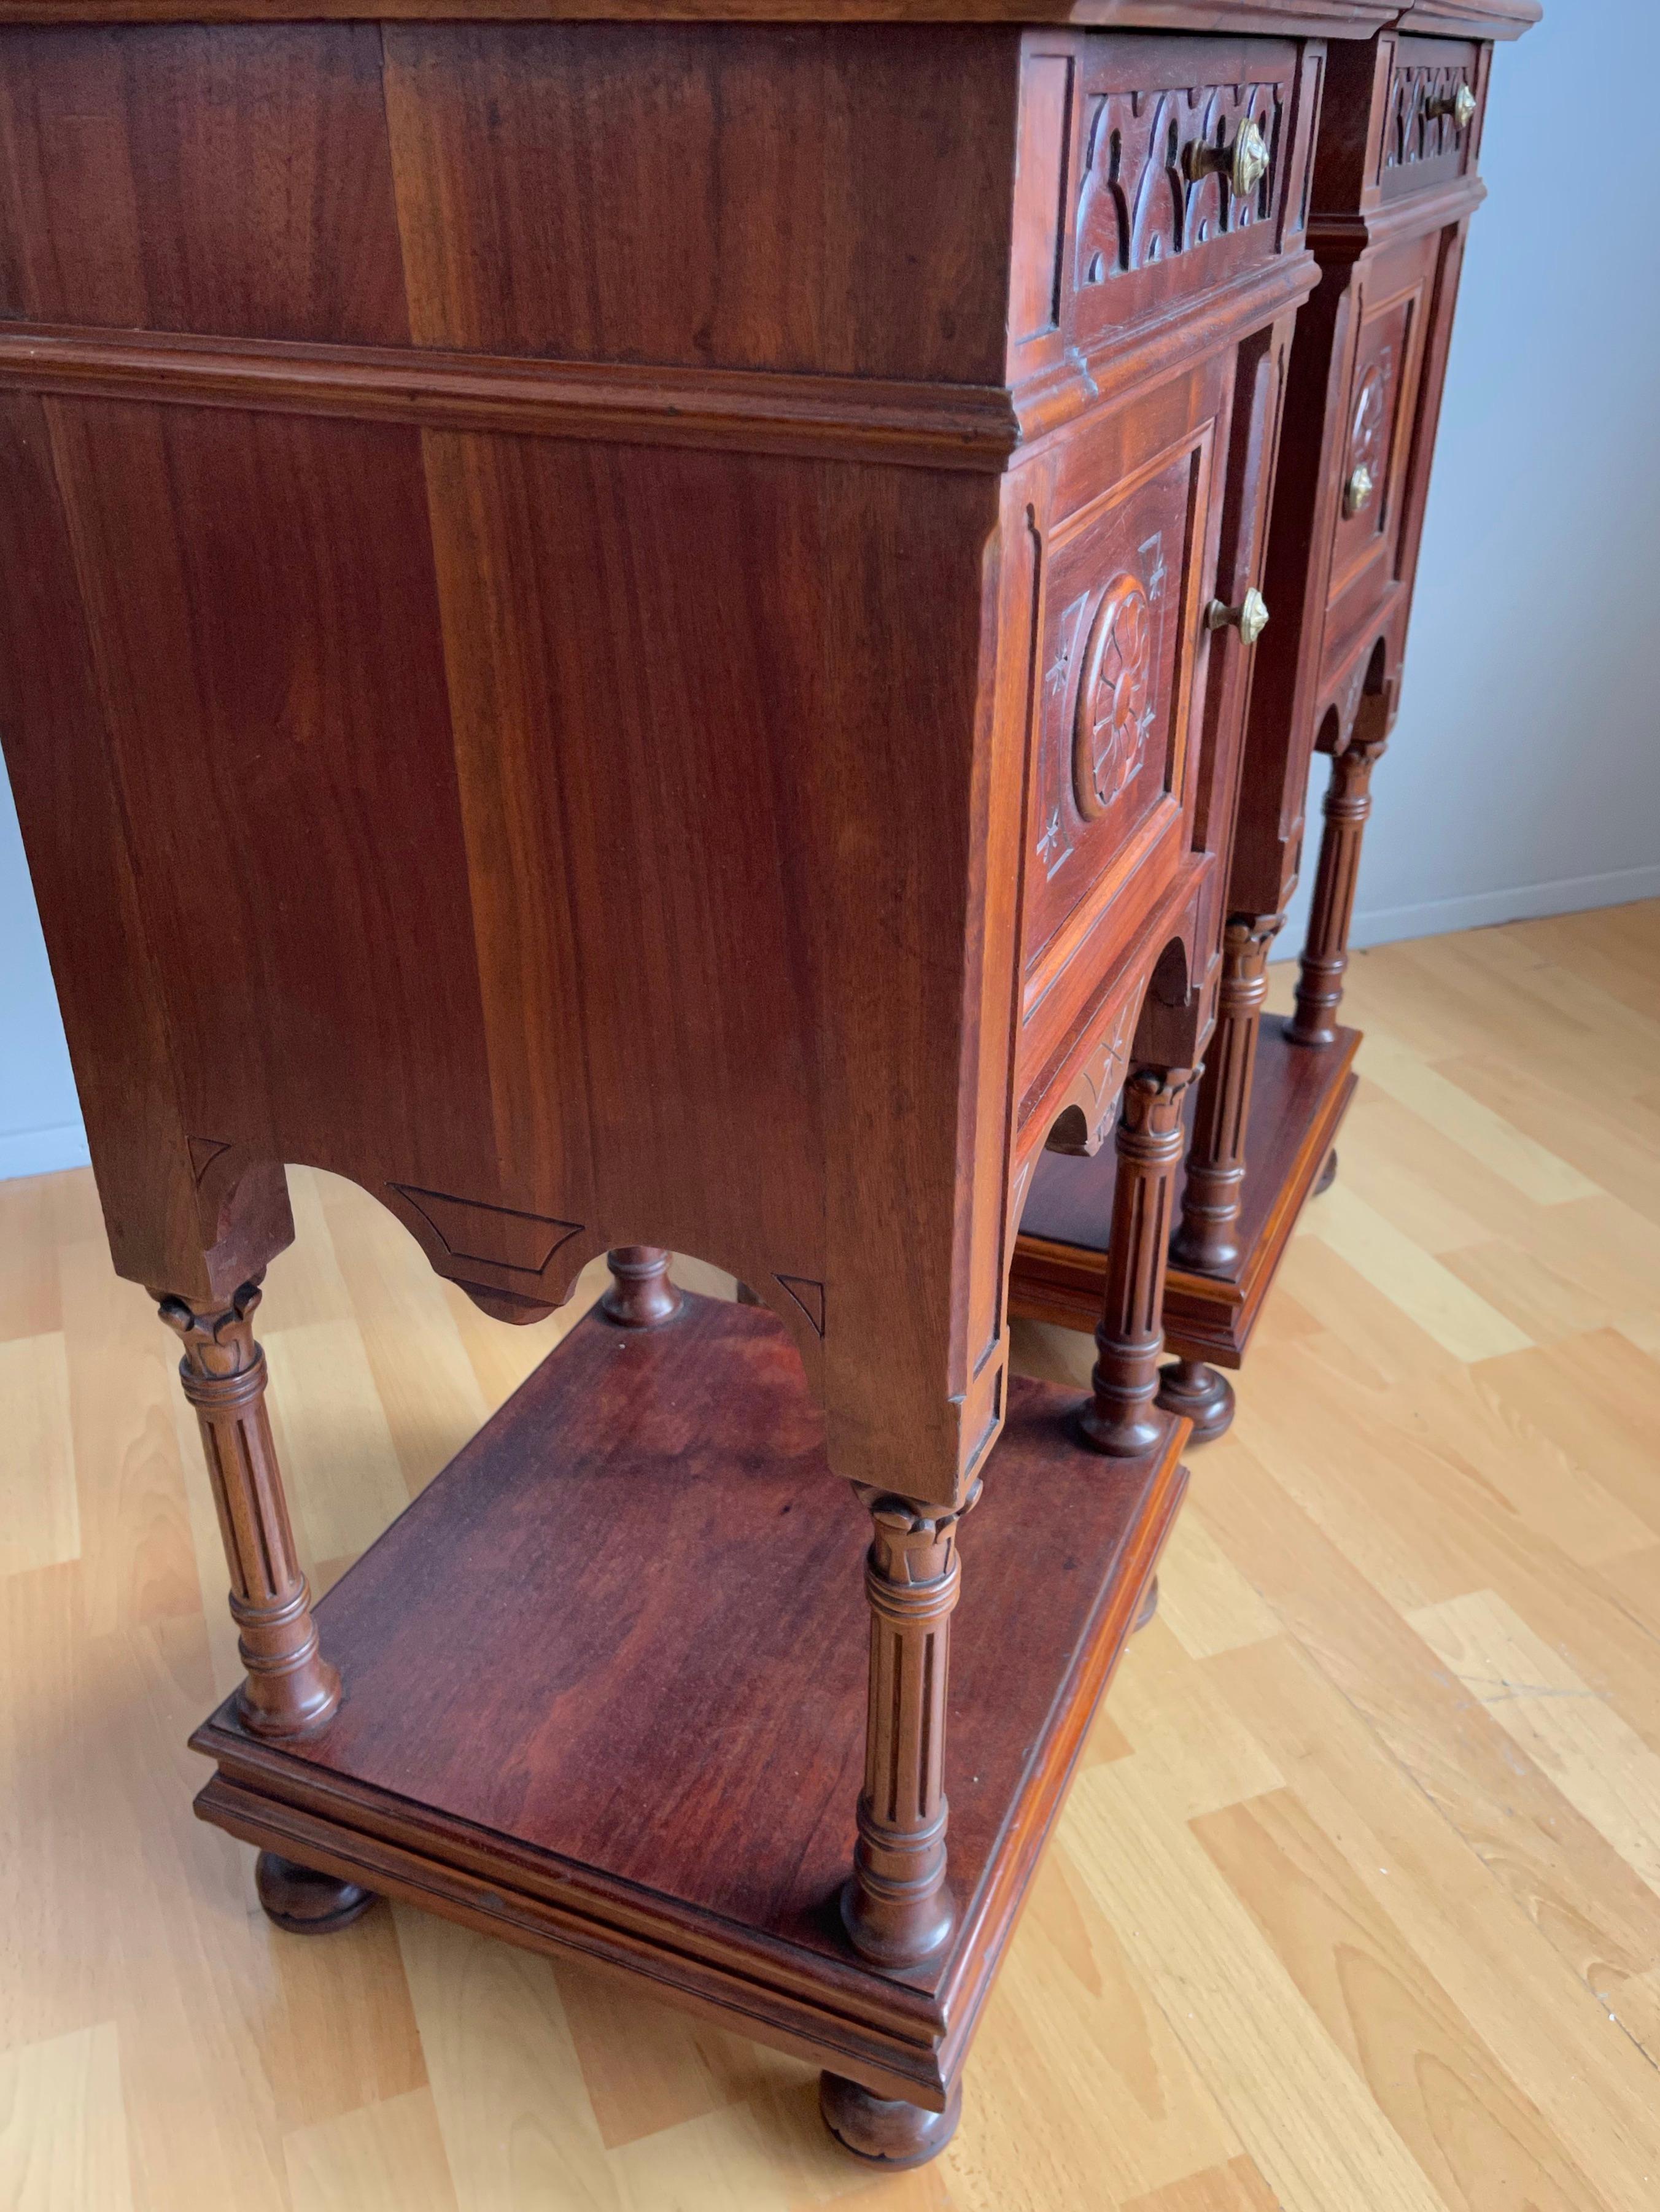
1074,573,1156,819
158,1277,339,1739
842,1482,981,1971
1075,82,1282,288
1384,63,1475,173
1045,993,1138,1157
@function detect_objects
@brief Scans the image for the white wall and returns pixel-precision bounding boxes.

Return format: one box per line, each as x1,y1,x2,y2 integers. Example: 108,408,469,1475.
1281,0,1660,959
2,2,1655,1177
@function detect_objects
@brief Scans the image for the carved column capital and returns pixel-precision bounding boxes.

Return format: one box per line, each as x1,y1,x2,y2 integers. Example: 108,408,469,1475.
848,1482,979,1590
158,1275,265,1383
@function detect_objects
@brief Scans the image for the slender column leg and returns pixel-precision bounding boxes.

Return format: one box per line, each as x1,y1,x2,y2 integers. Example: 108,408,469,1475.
1171,915,1282,1272
601,1246,683,1327
1289,737,1386,1048
840,1483,977,1971
1077,1067,1198,1456
158,1277,340,1740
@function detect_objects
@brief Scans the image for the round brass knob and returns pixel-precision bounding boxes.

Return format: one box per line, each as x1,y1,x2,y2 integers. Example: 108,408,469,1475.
1344,462,1375,517
1206,589,1270,647
1426,83,1477,131
1185,116,1271,201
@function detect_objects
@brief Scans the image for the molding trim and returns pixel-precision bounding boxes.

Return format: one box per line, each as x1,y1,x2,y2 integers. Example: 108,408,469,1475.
0,1119,90,1181
0,327,1021,473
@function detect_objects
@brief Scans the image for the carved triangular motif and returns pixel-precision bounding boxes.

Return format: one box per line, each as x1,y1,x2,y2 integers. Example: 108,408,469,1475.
388,1185,584,1277
774,1274,826,1337
187,1136,235,1185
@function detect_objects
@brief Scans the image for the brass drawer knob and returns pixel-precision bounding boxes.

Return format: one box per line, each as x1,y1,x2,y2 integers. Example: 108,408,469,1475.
1207,589,1270,646
1425,82,1477,131
1344,462,1375,517
1185,117,1270,201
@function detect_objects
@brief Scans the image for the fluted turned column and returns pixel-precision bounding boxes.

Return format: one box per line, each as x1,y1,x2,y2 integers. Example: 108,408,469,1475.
1171,914,1283,1273
841,1483,979,1970
1077,1066,1198,1456
601,1245,683,1327
158,1276,339,1739
1290,737,1386,1047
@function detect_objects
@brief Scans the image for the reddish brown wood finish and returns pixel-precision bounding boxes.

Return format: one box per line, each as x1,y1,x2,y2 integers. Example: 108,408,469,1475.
1171,913,1283,1270
255,1850,377,1935
821,2073,964,2168
1078,1067,1197,1455
158,1277,341,1739
600,1246,684,1329
0,0,1533,2168
191,1293,1186,2122
842,1487,977,1969
1290,731,1389,1043
1010,18,1517,1393
1012,1012,1360,1356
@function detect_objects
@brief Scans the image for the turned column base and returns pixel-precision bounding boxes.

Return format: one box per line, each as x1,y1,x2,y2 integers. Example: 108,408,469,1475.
255,1851,378,1936
1155,1357,1235,1444
820,2073,962,2168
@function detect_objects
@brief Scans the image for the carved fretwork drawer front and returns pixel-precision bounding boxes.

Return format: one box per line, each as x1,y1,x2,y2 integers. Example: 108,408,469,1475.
1380,36,1486,204
1007,34,1322,396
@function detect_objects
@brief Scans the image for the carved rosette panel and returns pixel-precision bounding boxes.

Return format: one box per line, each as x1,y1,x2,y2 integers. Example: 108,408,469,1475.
1347,359,1391,494
1075,82,1282,289
1073,574,1154,819
1027,444,1197,967
1384,63,1474,174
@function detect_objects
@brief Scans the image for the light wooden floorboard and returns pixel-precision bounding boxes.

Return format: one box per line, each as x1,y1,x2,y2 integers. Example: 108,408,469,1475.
1,903,1657,2209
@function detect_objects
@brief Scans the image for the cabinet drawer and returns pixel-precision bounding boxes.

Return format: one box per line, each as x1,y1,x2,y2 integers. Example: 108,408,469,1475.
1009,33,1318,386
1378,37,1484,205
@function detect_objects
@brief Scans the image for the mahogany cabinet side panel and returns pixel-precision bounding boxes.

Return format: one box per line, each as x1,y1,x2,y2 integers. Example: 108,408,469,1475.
382,23,1022,381
0,392,228,1290
0,24,411,346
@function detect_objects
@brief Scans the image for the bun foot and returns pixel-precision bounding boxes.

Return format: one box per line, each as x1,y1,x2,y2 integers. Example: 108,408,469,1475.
820,2073,962,2168
1156,1357,1235,1443
1133,1574,1160,1633
255,1851,377,1936
1314,1147,1340,1196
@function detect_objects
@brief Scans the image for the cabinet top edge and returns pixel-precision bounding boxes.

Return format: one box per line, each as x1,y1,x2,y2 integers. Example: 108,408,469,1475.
0,0,1540,37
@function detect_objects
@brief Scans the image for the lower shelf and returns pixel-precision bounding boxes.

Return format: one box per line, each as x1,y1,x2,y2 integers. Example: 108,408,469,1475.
1009,1015,1360,1364
192,1290,1185,2109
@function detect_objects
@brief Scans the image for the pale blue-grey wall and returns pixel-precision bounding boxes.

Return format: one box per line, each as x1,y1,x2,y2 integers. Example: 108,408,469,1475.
1281,0,1660,958
1,2,1654,1176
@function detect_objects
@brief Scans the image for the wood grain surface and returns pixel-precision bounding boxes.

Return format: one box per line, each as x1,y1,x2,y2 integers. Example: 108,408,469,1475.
1,901,1654,2211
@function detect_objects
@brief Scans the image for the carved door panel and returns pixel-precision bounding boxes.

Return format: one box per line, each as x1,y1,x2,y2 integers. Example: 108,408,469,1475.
1324,226,1437,651
1020,368,1227,1041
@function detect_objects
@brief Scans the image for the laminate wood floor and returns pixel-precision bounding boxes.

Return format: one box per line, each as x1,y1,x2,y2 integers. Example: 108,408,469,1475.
3,900,1658,2212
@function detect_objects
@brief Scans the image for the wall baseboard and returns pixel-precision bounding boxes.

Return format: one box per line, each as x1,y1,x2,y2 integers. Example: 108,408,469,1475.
0,1121,91,1181
1272,867,1660,961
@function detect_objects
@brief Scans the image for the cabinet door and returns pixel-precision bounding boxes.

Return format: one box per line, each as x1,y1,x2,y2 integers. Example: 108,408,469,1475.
1322,225,1438,672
